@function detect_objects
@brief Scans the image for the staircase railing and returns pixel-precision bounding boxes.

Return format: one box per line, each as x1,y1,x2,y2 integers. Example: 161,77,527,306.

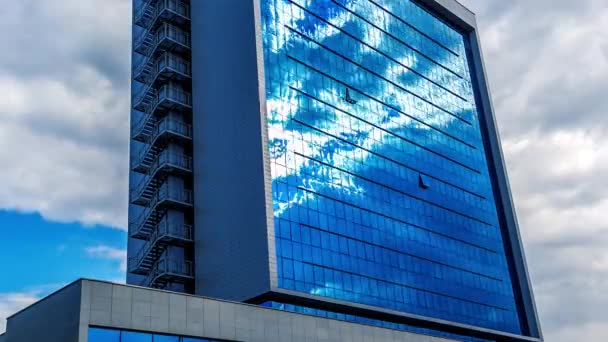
135,0,190,30
128,218,193,272
141,258,194,288
134,21,191,58
130,184,193,237
134,52,192,85
131,152,193,201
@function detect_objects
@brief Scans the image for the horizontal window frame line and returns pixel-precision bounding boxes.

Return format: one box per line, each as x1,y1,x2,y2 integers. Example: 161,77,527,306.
365,0,462,57
273,89,488,200
282,51,479,149
253,290,540,342
295,221,505,282
293,185,499,254
281,61,479,152
282,258,513,312
324,0,465,80
289,84,483,175
284,1,468,102
293,150,494,227
285,25,473,125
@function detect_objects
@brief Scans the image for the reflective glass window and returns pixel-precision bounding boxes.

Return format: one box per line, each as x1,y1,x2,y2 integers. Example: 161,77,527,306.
154,335,179,342
260,0,524,335
122,331,152,342
89,327,120,342
87,328,223,342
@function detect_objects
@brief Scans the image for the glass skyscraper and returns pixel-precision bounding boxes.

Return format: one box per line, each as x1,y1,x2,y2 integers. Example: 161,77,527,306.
127,0,542,341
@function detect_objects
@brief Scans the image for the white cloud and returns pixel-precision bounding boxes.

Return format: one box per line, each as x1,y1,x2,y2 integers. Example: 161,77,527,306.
0,0,131,230
86,245,127,272
0,292,39,334
0,284,68,334
461,0,608,340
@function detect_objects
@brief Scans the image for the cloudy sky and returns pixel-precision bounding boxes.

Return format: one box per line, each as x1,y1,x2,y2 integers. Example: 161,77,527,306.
0,0,606,340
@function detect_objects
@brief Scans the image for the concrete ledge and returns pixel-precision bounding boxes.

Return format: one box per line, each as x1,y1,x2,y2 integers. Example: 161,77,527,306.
5,279,461,342
83,280,458,342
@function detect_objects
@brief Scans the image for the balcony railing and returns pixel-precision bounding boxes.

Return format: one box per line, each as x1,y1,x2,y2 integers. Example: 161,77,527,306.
132,112,192,144
134,22,191,57
134,0,190,30
155,116,192,139
131,153,193,205
128,219,193,273
141,258,194,289
131,144,191,175
133,83,192,115
131,115,192,165
130,185,193,238
134,52,192,85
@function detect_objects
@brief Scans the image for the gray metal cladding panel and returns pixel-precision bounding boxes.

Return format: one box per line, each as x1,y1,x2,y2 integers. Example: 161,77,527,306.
5,281,82,342
190,0,272,301
83,280,461,342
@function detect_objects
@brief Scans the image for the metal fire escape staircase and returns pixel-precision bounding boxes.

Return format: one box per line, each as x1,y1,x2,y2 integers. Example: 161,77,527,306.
129,0,194,290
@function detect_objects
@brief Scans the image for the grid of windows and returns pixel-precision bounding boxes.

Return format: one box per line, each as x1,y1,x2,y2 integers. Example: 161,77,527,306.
261,0,522,335
88,327,221,342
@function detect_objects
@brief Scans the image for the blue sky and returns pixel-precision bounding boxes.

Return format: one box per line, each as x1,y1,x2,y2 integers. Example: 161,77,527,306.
0,211,126,294
0,0,607,340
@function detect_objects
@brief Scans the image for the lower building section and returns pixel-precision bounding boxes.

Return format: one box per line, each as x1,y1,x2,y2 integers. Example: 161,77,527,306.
262,302,490,342
3,279,461,342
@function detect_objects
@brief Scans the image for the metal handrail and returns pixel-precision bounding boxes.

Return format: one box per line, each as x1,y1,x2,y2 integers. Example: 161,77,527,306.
155,52,191,77
131,152,193,199
134,52,191,84
133,0,155,24
133,83,192,114
134,21,191,57
157,84,192,107
134,29,154,54
135,0,190,30
133,55,154,81
128,219,193,271
132,83,157,111
155,116,192,138
142,258,194,287
132,112,157,138
131,117,192,167
130,184,193,236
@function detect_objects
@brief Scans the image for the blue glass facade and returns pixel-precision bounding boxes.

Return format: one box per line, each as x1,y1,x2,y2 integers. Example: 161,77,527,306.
261,0,523,335
262,301,490,342
88,327,223,342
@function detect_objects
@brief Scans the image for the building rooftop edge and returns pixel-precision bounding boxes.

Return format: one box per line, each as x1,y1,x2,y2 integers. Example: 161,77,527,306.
6,278,541,342
451,0,475,15
2,278,453,341
5,278,83,321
